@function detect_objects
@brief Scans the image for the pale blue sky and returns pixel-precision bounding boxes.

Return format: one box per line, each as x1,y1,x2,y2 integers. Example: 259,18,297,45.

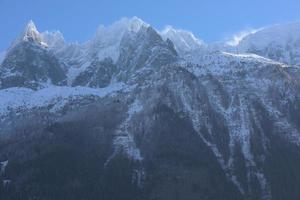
1,0,300,51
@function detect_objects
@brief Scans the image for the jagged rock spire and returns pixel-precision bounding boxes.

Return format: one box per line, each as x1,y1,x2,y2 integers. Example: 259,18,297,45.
22,20,42,42
11,20,47,48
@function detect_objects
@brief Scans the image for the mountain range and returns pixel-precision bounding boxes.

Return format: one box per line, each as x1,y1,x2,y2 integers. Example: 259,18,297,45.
1,17,300,200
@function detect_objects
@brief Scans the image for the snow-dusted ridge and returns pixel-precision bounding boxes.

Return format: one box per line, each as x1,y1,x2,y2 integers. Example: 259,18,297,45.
160,25,205,53
238,21,300,49
3,17,300,63
4,17,300,69
86,16,150,62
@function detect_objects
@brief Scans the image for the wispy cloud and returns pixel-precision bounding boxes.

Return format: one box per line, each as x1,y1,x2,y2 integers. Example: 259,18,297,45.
226,28,261,46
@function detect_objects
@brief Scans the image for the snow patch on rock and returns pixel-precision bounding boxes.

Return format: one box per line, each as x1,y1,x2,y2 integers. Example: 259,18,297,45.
0,160,8,174
105,99,144,166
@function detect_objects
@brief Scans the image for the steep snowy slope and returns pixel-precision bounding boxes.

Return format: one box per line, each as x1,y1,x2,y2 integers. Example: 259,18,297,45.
0,82,125,118
237,22,300,66
88,17,149,62
160,26,205,53
117,25,178,74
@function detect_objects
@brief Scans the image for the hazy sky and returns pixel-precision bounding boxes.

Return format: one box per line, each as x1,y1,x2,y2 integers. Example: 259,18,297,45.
1,0,300,51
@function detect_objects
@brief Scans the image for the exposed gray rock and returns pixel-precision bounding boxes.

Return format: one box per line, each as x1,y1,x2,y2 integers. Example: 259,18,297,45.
72,58,117,88
0,41,66,89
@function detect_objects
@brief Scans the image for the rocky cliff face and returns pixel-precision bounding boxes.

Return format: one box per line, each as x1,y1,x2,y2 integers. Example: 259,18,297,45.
1,18,300,200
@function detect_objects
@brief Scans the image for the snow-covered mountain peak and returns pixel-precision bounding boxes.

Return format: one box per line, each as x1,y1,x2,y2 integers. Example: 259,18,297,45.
160,26,204,53
87,17,149,62
23,20,39,38
12,20,47,48
22,20,45,44
238,21,300,49
122,16,149,32
94,17,148,40
236,21,300,66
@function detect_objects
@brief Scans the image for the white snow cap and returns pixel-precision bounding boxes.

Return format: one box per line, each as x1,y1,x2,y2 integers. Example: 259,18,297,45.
94,16,149,43
22,20,43,43
238,21,300,50
160,26,204,52
24,21,39,37
88,17,149,62
13,20,47,47
96,16,149,36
